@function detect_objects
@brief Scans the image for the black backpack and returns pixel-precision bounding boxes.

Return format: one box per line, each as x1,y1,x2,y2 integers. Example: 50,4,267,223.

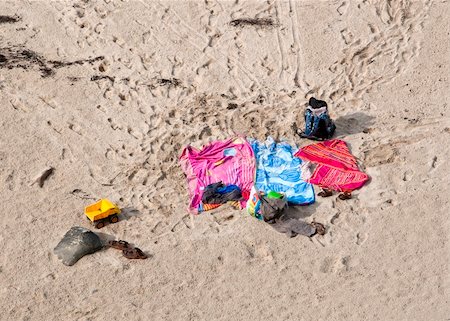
300,97,336,140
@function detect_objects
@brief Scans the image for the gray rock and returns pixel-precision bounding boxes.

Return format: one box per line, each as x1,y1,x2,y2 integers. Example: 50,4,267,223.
54,226,102,266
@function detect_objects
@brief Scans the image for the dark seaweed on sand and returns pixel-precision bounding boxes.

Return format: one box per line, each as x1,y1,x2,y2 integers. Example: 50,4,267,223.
0,46,104,77
230,18,276,28
156,78,181,87
91,75,115,83
0,15,21,24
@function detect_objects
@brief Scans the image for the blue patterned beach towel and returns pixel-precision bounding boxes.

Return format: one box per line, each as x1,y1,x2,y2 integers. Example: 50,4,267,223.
249,137,315,205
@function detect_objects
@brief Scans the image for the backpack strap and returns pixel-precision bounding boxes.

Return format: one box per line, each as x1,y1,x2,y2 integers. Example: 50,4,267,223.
304,108,323,137
305,109,322,137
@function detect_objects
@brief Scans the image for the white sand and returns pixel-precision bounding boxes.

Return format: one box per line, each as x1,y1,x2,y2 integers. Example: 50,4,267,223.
0,0,449,320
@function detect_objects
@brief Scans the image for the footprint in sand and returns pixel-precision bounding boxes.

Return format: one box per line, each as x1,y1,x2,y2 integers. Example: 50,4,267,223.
245,241,274,261
5,170,15,191
430,156,438,170
363,144,399,167
320,256,352,273
356,232,368,246
402,169,414,182
67,122,83,135
336,1,349,16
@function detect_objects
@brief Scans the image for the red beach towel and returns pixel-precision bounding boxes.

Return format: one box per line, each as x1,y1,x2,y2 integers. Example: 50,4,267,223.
295,139,369,192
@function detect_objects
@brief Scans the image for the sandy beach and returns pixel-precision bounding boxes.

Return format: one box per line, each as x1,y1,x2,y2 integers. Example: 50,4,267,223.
0,0,449,320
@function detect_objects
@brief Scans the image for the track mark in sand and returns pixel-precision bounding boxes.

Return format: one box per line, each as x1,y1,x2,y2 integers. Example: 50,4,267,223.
107,117,122,131
261,55,275,76
107,95,241,216
31,167,54,188
67,122,83,135
320,256,351,273
244,241,274,261
274,1,286,80
70,189,96,200
430,156,438,169
144,1,261,91
362,121,438,168
10,98,29,113
319,0,432,109
402,169,414,182
60,148,68,160
202,3,224,52
330,197,370,246
5,171,16,191
337,1,349,16
196,59,213,75
330,211,341,225
39,96,57,109
363,145,399,166
52,0,121,47
47,120,63,134
340,28,354,45
356,232,368,245
127,127,141,140
289,0,308,92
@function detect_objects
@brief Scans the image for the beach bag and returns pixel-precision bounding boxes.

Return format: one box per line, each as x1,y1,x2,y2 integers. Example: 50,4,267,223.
247,187,287,222
301,97,336,140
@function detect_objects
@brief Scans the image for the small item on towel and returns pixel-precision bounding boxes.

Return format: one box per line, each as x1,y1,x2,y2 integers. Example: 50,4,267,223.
201,182,242,204
199,201,241,212
296,97,336,141
54,227,102,266
247,186,264,220
295,139,369,192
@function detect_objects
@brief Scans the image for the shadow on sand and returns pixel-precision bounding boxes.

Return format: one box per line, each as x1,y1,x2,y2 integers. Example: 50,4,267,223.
334,112,375,136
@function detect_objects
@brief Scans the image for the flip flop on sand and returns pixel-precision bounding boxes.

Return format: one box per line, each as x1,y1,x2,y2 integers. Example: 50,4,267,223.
122,247,147,260
318,188,333,197
108,240,131,251
108,239,147,259
311,221,326,236
338,191,352,200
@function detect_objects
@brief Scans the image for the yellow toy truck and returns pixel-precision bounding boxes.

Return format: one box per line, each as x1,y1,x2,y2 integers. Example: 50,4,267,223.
84,199,121,229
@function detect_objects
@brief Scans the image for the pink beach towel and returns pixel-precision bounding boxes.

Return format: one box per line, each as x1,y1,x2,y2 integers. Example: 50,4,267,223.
295,139,369,192
179,137,255,213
